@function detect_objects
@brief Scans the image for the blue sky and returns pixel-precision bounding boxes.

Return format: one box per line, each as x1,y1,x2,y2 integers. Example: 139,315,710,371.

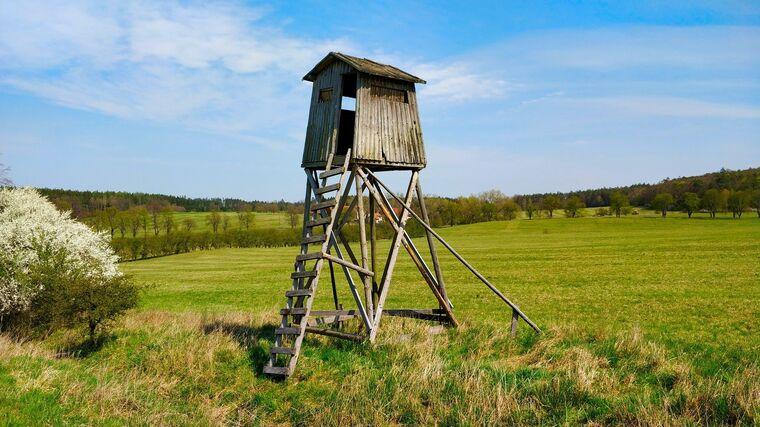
1,1,759,200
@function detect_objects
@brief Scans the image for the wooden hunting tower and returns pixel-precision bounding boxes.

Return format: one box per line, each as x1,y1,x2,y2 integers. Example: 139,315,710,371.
264,53,540,378
301,52,427,170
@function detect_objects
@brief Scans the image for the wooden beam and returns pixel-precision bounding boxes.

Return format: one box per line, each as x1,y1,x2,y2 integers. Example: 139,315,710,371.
323,253,374,277
416,179,451,306
305,327,364,342
327,233,373,332
369,179,379,308
365,169,541,334
354,168,374,321
362,173,459,328
364,168,418,342
385,309,450,322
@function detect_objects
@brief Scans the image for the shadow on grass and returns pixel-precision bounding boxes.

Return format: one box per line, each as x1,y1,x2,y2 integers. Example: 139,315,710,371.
201,321,276,379
55,333,116,358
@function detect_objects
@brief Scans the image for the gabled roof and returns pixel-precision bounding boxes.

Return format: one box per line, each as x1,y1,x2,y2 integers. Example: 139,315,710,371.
303,52,426,84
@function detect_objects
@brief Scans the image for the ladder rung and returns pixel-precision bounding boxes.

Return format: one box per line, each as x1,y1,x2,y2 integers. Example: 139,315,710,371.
291,270,318,279
305,217,331,228
281,307,307,315
310,199,336,211
286,289,313,297
302,235,326,245
270,347,296,355
263,365,290,375
275,327,300,335
315,183,340,195
296,252,323,262
319,167,344,179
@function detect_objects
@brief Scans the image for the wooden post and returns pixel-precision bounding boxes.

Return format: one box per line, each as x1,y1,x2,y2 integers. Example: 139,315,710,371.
367,168,418,342
416,180,450,307
328,260,339,311
369,179,379,308
511,307,519,337
355,168,374,322
359,172,459,327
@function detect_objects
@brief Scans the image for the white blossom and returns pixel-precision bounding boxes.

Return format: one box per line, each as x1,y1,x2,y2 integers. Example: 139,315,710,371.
0,187,121,316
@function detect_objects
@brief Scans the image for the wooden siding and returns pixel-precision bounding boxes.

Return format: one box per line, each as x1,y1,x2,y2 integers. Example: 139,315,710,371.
302,61,353,167
354,74,426,168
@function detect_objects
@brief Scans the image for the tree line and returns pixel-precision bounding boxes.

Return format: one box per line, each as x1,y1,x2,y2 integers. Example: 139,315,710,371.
37,187,295,219
517,167,759,210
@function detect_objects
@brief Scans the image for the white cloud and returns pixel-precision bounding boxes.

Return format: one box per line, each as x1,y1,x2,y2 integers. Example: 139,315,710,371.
572,96,760,119
414,63,512,102
0,1,353,145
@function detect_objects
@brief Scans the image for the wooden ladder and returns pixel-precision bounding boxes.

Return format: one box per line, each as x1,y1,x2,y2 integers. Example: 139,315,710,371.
263,152,352,377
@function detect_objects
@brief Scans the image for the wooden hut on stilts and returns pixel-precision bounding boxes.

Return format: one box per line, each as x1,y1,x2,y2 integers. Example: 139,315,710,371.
264,52,540,378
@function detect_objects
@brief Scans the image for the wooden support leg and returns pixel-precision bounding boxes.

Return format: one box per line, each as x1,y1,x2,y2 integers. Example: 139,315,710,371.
365,168,541,334
511,307,519,337
369,182,379,309
416,180,451,308
363,175,459,328
355,168,374,322
366,168,418,342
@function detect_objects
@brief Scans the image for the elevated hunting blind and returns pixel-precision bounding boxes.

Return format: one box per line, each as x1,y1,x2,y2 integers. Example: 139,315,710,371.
264,52,540,378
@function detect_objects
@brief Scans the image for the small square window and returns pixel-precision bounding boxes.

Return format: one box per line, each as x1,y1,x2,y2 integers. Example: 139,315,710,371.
319,88,332,103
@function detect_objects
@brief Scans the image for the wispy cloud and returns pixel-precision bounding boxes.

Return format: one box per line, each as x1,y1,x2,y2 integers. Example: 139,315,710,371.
0,1,353,145
570,96,760,119
414,62,513,102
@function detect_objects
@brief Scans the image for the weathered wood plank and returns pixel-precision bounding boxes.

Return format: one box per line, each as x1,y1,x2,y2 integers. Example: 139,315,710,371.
305,327,364,341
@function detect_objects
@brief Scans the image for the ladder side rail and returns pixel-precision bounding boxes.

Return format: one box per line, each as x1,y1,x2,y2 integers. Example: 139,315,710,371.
286,151,353,373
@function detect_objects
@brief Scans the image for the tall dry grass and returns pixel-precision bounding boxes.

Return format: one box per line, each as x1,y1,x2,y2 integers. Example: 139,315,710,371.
1,311,757,425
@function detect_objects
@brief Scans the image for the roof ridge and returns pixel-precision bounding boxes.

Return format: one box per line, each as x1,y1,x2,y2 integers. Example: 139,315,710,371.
303,52,426,84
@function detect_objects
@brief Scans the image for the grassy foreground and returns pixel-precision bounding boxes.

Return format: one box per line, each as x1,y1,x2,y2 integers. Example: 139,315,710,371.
1,215,758,424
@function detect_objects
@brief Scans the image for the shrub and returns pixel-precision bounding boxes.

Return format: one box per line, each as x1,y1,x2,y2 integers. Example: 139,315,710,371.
595,207,610,217
25,254,138,341
0,188,134,341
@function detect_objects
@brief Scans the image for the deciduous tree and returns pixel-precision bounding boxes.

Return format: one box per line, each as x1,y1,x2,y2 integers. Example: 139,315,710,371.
237,204,254,230
701,189,725,219
609,191,629,217
523,198,536,220
682,192,700,218
161,207,175,234
288,206,300,228
541,195,561,218
751,189,760,218
563,196,585,218
651,193,674,217
726,190,749,219
206,208,222,234
499,198,520,220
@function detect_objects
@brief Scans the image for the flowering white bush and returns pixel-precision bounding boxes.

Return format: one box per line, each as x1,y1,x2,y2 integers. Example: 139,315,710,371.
0,188,120,317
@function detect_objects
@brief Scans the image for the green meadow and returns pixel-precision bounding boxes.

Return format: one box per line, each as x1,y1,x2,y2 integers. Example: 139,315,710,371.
114,211,295,237
2,214,758,424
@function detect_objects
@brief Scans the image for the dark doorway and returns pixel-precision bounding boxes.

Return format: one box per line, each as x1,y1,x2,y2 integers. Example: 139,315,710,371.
337,110,355,155
336,73,357,156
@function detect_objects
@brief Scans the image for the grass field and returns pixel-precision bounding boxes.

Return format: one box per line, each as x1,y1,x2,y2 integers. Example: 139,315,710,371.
2,214,758,424
113,211,295,237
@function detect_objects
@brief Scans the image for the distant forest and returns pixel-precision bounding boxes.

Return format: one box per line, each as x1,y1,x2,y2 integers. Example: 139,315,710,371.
515,167,760,209
37,166,759,219
30,166,759,261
